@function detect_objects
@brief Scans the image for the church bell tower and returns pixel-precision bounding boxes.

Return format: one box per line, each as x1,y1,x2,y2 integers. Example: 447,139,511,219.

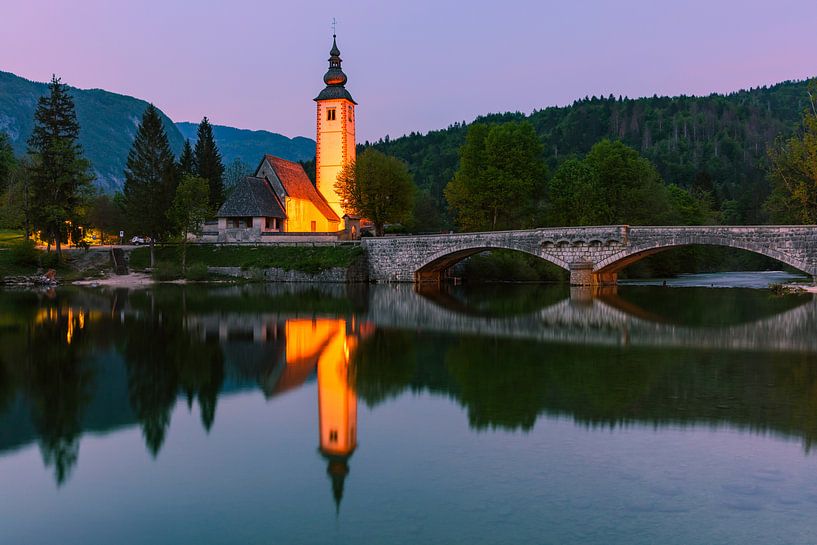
315,33,356,225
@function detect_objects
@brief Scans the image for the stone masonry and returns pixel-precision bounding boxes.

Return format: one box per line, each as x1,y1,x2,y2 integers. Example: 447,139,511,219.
362,225,817,285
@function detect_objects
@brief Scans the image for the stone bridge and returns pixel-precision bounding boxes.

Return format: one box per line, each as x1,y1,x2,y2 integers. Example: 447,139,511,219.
362,225,817,285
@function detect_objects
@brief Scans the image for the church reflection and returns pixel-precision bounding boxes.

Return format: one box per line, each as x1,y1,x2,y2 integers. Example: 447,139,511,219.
3,285,817,498
194,315,366,509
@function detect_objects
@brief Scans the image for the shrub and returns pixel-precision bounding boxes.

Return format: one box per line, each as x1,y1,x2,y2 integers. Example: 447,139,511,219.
185,263,209,281
40,250,60,269
152,261,182,281
9,239,39,266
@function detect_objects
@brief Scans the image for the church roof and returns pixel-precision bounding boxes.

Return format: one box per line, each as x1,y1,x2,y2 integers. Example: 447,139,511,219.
263,155,340,223
314,86,357,103
217,176,286,218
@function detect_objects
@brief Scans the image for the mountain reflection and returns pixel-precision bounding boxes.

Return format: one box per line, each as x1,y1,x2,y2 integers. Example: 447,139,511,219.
0,284,816,493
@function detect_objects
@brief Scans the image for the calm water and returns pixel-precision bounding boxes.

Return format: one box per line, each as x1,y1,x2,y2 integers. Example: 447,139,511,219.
2,276,817,544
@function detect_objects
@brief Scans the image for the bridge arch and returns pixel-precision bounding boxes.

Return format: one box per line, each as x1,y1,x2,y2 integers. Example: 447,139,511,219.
594,238,815,277
414,244,569,283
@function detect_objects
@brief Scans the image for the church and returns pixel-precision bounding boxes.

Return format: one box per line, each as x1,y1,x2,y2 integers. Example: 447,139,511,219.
215,34,358,241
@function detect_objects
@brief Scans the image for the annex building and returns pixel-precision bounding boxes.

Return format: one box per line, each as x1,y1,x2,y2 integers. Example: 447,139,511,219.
215,35,358,242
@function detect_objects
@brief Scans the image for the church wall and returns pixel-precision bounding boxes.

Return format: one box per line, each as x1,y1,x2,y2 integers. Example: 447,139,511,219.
285,197,340,233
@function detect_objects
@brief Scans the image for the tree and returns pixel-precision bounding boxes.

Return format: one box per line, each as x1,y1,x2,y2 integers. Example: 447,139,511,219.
583,139,673,224
444,121,546,231
0,159,32,233
193,117,225,211
122,104,177,267
546,158,607,226
223,157,248,196
177,139,195,177
168,175,211,272
87,193,125,245
0,132,15,195
335,148,415,236
27,76,93,258
764,81,817,224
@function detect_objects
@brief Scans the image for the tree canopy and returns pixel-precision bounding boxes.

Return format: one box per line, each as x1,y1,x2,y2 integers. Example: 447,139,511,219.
444,121,546,231
335,148,415,236
0,132,14,195
193,117,225,211
177,139,195,177
764,81,817,224
27,75,93,256
168,175,211,271
122,104,177,266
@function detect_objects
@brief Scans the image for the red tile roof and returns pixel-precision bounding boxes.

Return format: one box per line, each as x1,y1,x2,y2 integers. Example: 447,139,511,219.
264,155,340,223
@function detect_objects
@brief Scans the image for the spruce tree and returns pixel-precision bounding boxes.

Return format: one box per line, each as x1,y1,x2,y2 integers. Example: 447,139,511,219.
0,132,15,194
123,104,177,267
27,75,92,259
193,117,225,210
177,139,195,177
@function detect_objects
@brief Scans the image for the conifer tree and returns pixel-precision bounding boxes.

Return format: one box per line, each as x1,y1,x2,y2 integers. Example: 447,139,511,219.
0,132,15,194
122,104,177,267
177,139,195,177
193,117,225,210
27,76,92,258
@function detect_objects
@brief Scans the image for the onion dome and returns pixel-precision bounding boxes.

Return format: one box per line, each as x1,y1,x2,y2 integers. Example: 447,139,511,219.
315,34,356,103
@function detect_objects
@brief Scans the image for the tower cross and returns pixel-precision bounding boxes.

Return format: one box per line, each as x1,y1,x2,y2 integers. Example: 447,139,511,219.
331,18,336,36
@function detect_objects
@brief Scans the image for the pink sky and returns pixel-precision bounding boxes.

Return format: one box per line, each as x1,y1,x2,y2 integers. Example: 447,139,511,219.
3,0,815,142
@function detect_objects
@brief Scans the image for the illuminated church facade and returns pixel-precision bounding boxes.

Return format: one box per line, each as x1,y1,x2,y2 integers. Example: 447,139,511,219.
215,35,357,240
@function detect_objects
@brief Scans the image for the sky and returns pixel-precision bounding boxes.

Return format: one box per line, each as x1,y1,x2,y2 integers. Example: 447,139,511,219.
3,0,816,142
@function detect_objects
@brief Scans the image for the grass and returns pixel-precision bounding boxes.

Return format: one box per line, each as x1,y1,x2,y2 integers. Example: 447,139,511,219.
0,229,25,248
0,231,112,280
129,244,365,275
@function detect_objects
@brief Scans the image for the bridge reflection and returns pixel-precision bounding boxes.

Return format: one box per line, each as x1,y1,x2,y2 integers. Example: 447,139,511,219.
1,284,817,498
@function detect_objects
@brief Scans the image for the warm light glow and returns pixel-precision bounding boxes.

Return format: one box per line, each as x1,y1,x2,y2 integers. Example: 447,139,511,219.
35,306,96,345
316,98,356,227
315,319,358,457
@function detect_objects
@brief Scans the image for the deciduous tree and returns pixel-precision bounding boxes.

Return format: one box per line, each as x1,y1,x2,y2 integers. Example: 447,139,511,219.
168,175,211,272
444,121,546,231
87,193,125,245
335,148,415,236
764,82,817,224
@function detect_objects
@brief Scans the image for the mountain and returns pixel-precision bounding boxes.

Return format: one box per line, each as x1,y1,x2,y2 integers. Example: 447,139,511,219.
0,70,184,193
0,70,316,193
369,78,816,225
175,122,315,169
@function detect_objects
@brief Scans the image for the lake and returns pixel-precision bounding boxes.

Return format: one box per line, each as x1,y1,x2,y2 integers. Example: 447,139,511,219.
2,274,817,544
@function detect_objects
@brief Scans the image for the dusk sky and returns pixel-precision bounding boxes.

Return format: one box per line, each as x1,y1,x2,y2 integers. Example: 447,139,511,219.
4,0,815,142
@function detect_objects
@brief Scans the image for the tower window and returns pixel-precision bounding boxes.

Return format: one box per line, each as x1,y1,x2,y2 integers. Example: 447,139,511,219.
327,108,336,121
329,430,338,442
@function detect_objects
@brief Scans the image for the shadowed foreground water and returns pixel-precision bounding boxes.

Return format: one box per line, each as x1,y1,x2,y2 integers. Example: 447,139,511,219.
1,277,817,544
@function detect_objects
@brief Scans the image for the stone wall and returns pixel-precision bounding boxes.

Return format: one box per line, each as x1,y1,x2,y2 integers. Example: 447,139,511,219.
208,264,368,283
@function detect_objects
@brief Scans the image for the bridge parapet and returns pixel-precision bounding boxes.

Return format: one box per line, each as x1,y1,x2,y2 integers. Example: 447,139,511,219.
362,225,817,284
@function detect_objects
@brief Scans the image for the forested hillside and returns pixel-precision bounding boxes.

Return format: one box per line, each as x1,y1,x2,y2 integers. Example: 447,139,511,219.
0,71,184,192
369,78,815,226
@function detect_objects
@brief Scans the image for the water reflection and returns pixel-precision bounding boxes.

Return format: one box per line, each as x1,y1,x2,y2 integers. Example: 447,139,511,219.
1,283,816,494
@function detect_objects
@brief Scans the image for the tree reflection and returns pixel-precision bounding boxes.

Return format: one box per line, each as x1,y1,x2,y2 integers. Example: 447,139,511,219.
18,305,94,485
3,283,817,492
